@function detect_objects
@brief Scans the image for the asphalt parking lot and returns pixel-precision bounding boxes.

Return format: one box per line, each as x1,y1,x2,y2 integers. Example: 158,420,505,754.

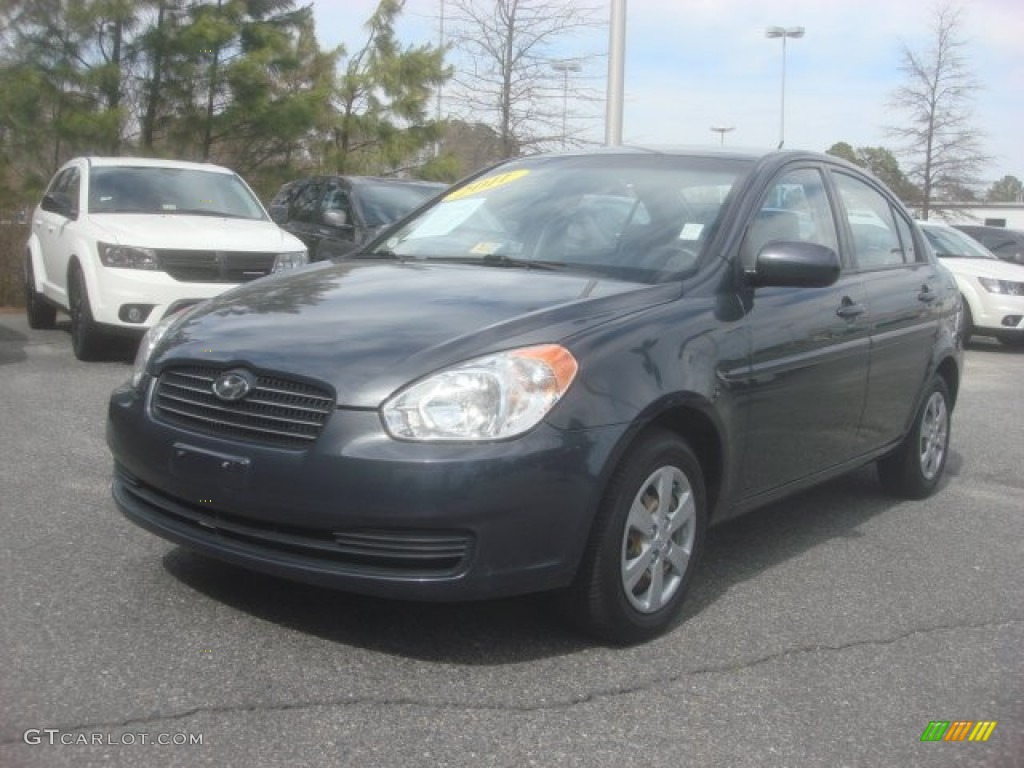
1,311,1021,768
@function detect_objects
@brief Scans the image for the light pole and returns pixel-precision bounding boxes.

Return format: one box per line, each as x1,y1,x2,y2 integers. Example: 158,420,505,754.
606,0,626,146
764,25,804,148
551,59,581,150
710,125,735,146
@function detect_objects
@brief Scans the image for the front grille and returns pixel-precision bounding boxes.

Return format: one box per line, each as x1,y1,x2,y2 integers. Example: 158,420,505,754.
153,366,334,446
114,468,474,576
157,249,277,283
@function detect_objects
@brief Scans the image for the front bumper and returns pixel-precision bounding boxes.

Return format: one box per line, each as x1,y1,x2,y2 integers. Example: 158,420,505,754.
971,291,1024,335
107,381,625,600
89,268,232,329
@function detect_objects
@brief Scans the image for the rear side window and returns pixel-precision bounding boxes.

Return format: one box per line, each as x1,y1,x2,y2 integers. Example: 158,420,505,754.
833,172,914,269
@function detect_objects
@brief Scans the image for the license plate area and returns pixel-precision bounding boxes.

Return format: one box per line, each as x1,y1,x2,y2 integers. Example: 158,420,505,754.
170,443,251,491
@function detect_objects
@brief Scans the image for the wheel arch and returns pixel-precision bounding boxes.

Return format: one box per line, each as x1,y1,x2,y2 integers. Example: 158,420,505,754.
595,399,727,527
934,354,960,409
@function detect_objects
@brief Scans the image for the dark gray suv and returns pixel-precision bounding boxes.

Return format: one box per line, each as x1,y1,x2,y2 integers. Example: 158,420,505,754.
268,176,446,261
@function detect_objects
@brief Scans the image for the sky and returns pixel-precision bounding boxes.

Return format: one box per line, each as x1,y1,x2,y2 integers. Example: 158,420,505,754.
312,0,1024,186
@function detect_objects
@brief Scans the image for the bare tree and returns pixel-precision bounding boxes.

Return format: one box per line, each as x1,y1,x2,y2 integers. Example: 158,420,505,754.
887,2,989,219
446,0,602,159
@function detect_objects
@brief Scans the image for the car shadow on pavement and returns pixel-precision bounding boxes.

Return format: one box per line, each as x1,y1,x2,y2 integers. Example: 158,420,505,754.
54,317,139,362
0,320,27,365
161,452,962,662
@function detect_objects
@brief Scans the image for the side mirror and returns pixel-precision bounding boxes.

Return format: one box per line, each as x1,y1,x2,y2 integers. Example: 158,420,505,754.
748,241,840,288
41,194,67,216
323,210,348,228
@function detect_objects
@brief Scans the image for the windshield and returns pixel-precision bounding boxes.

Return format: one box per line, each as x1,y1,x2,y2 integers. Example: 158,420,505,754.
88,166,267,219
922,225,996,259
357,182,446,227
372,154,750,283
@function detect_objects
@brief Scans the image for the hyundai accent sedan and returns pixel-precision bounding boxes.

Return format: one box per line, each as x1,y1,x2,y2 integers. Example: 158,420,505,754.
107,148,963,643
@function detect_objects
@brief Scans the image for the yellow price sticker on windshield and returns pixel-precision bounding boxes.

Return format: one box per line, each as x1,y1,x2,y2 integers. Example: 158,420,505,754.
445,169,530,201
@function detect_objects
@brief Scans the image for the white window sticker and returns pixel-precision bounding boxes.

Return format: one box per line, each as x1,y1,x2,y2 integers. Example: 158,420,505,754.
680,223,704,240
406,198,486,239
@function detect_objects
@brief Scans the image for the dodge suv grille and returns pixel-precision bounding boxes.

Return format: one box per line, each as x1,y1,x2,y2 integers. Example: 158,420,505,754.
157,250,277,283
153,366,334,446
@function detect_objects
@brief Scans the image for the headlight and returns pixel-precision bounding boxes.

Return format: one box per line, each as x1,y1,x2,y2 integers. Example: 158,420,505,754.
381,345,578,441
98,243,159,270
978,277,1024,296
131,312,180,388
272,250,308,272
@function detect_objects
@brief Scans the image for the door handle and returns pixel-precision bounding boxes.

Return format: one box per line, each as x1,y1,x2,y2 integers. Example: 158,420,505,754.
918,285,936,303
836,298,866,320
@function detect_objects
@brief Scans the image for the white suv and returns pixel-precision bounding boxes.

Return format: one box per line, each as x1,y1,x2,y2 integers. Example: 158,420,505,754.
24,157,308,360
919,221,1024,347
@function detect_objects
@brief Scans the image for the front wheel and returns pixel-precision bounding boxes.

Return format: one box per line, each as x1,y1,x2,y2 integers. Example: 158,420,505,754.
564,429,706,645
68,265,106,361
877,376,951,499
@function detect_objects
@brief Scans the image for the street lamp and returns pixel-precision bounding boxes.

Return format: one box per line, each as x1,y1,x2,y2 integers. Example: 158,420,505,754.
551,59,582,149
764,25,804,148
710,125,735,146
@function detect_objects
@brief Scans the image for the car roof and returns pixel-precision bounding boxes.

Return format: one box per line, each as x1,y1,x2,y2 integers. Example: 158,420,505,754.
76,156,236,174
954,223,1024,235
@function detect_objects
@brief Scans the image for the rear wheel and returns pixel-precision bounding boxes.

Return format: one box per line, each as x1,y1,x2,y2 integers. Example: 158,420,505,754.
24,255,57,329
565,429,706,645
877,376,951,499
68,265,106,361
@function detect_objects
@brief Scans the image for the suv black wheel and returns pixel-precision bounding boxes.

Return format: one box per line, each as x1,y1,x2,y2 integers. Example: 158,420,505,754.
24,255,57,330
68,265,106,361
565,429,706,645
877,376,951,499
959,297,973,345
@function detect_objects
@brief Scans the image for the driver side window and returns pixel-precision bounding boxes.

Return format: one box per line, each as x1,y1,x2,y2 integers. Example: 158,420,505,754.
740,168,838,270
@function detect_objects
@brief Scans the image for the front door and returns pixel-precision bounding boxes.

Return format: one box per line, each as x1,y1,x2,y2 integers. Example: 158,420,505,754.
737,166,872,496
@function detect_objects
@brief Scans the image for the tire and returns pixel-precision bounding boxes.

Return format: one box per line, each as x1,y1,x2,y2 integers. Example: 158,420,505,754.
959,297,973,345
24,255,57,330
68,265,106,361
877,376,951,499
996,335,1024,348
564,429,707,645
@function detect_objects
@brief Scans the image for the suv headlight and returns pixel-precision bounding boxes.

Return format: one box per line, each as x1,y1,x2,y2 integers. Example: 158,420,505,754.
98,243,159,270
273,250,308,272
978,277,1024,296
131,312,180,388
381,345,578,441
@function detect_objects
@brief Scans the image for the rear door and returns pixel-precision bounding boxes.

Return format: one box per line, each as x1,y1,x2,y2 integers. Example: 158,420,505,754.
829,169,944,446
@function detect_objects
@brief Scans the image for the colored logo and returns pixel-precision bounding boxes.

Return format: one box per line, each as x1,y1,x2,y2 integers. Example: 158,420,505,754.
920,721,997,742
212,370,253,402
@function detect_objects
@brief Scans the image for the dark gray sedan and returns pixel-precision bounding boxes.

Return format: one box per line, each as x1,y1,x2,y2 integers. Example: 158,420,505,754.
108,148,962,644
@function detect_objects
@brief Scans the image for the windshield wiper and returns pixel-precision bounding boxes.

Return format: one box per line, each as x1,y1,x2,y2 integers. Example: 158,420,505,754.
481,254,567,271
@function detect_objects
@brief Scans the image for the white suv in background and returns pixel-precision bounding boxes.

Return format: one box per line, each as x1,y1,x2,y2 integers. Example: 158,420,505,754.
24,157,308,360
919,221,1024,347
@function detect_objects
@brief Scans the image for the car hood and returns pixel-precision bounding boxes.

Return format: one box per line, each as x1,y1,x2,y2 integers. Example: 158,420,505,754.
88,214,305,252
938,256,1024,281
154,260,678,407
